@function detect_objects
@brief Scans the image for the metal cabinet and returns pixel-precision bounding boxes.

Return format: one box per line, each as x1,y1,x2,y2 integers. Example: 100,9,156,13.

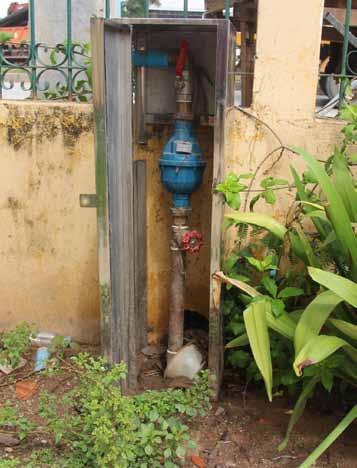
91,18,235,394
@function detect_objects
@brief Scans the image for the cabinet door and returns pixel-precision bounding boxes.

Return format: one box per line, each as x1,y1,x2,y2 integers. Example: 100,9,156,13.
209,20,236,398
92,19,137,389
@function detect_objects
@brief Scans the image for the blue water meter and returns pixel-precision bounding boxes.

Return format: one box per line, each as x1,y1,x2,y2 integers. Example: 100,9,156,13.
159,120,206,208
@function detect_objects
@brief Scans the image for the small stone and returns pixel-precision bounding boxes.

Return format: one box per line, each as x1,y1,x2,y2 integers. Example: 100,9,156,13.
41,439,48,444
5,447,14,453
215,406,225,417
0,434,20,446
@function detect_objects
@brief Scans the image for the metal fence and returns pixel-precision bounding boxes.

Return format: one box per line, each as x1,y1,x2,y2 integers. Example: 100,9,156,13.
0,0,202,101
0,0,110,101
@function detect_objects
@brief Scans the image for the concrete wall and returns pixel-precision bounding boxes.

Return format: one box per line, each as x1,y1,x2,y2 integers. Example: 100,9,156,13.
0,101,99,344
35,1,106,44
0,0,348,345
224,0,344,226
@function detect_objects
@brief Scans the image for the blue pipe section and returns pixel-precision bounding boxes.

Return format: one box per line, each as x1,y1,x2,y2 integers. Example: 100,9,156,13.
132,50,169,68
159,120,206,209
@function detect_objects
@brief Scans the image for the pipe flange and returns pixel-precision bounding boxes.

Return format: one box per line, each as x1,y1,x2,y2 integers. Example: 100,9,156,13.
171,207,192,217
174,112,194,121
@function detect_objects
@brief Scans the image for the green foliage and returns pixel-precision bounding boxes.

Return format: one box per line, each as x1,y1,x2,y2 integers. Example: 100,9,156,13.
215,172,253,210
0,402,36,441
0,32,14,43
0,353,211,468
0,461,21,468
0,322,34,368
220,103,357,457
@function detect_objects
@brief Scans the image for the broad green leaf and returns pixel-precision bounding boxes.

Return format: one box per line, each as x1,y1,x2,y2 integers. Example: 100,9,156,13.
320,230,336,250
299,405,357,468
305,210,329,221
263,188,276,205
245,255,276,272
290,309,303,323
294,225,319,268
291,166,329,238
225,212,286,239
308,267,357,307
329,318,357,340
261,176,288,188
271,298,285,317
278,287,304,299
332,150,357,222
293,147,357,270
300,201,325,211
225,333,249,349
265,308,296,339
278,376,320,452
262,276,277,297
225,212,307,261
294,290,343,355
321,370,334,393
293,335,357,376
244,300,273,401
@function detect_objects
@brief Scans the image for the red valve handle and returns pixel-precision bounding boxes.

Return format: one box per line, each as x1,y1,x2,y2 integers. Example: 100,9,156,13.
176,39,189,78
182,230,203,254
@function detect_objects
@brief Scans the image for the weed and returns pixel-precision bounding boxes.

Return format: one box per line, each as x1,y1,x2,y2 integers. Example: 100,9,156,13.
0,322,34,368
0,353,212,468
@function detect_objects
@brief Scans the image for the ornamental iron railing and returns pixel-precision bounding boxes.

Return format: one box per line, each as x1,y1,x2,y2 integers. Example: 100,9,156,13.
0,0,201,101
0,0,110,101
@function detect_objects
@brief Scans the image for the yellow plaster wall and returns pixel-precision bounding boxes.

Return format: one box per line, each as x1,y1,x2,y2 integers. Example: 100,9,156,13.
0,0,346,345
0,100,99,344
224,0,344,244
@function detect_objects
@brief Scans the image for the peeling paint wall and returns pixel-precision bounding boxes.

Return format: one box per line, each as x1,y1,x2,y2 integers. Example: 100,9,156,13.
223,0,344,249
0,0,346,346
0,101,99,344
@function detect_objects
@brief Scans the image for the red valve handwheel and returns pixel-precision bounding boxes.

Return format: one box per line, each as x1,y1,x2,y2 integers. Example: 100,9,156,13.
182,230,203,254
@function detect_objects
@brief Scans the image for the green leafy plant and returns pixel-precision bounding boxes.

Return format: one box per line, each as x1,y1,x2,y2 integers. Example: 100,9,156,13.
0,353,212,468
0,322,34,368
218,103,357,465
0,402,36,441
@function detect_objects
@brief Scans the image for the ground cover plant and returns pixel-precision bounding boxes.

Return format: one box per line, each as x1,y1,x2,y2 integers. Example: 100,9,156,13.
0,347,212,468
0,323,34,369
217,103,357,465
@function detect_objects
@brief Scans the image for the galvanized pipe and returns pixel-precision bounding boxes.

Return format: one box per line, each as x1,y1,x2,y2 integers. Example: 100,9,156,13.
167,208,190,363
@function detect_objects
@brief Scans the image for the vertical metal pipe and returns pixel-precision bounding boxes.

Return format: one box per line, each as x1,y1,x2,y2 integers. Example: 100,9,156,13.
105,0,110,18
339,0,352,107
144,0,149,18
225,0,230,19
29,0,36,98
184,0,188,18
67,0,73,100
167,208,190,362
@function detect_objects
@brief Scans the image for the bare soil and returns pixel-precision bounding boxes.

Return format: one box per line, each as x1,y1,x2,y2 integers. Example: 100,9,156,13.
0,346,356,468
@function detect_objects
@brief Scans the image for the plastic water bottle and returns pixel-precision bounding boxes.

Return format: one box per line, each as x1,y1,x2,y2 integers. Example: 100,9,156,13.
34,347,50,371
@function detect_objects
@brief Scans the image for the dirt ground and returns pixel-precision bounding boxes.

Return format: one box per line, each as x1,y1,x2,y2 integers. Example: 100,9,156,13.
0,346,356,468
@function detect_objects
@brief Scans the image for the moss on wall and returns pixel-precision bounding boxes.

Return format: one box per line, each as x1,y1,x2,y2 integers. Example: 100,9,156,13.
0,100,99,344
2,102,93,151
